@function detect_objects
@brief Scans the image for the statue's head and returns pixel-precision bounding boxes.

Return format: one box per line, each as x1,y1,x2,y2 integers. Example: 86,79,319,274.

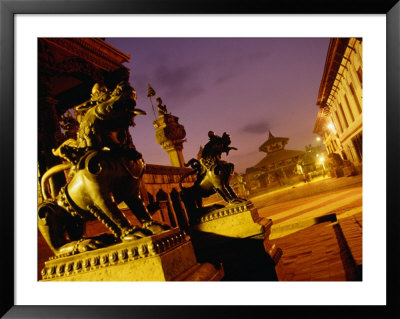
110,81,146,118
75,83,109,112
111,81,135,103
91,83,109,103
222,132,232,146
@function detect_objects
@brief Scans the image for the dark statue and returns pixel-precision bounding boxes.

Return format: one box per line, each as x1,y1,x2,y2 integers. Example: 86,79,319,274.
180,131,246,220
156,97,168,116
38,81,168,256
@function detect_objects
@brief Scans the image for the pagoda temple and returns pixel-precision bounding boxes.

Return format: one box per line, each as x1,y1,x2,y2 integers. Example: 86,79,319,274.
245,131,305,192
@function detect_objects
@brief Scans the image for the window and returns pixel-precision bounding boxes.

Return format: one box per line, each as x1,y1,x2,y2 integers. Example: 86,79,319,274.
343,94,355,122
352,133,362,162
356,67,362,88
349,83,362,114
338,103,349,128
334,111,343,133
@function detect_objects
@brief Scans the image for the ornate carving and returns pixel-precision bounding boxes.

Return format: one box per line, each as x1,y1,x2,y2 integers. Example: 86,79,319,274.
54,57,104,83
154,114,186,146
38,39,56,69
39,41,105,95
198,201,249,223
41,230,189,280
44,38,130,72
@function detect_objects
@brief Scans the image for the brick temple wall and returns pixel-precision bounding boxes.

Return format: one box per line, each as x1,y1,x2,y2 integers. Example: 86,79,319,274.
139,164,196,229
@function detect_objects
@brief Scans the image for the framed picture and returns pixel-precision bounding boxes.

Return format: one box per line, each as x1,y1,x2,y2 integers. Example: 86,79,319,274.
1,0,399,318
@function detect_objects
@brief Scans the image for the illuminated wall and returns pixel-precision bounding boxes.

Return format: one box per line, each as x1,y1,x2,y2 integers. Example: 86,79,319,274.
315,38,363,174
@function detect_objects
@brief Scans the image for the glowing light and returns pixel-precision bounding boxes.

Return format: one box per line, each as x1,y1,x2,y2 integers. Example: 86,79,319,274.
327,123,335,131
319,157,326,171
316,137,321,141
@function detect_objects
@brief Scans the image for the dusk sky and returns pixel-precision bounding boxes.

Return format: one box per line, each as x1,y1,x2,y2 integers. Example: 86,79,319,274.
105,38,330,174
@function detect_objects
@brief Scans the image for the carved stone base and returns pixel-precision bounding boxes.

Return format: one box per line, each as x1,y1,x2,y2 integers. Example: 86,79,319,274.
190,201,269,238
40,229,223,281
188,201,282,281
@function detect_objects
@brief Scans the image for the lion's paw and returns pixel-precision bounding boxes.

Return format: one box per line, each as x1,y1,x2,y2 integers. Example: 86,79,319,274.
229,197,247,204
121,227,152,241
142,220,170,235
76,239,106,253
56,238,106,256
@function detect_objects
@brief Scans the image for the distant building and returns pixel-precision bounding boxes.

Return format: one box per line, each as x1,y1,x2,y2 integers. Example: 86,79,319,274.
245,131,304,192
314,38,362,175
300,144,323,171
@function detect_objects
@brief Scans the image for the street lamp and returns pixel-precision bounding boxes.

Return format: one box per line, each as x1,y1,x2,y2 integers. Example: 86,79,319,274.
327,123,336,132
316,136,321,142
319,156,326,171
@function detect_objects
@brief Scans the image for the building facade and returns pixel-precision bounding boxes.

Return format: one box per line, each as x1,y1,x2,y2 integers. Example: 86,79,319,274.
314,38,362,174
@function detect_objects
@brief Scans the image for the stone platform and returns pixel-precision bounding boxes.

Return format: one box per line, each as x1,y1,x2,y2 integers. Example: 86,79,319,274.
40,228,223,281
190,201,268,238
188,201,282,281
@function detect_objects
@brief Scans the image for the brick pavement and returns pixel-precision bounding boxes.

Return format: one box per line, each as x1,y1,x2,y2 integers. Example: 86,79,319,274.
270,213,362,281
259,179,362,281
337,211,362,275
272,221,343,281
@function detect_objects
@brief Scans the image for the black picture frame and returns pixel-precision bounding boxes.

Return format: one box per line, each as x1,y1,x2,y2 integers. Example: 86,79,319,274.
1,0,399,318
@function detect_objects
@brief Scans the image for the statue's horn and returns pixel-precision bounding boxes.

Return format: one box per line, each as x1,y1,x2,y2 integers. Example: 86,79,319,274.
133,108,147,115
75,99,92,111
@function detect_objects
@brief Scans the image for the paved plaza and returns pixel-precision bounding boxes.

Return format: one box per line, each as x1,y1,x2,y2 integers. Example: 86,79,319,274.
251,175,362,281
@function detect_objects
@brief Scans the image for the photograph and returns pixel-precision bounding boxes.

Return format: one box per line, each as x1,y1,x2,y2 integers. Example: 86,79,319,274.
37,37,363,283
1,2,398,317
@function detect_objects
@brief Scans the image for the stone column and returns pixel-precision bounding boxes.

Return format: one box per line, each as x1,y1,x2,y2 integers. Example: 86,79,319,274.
154,114,186,167
162,140,185,168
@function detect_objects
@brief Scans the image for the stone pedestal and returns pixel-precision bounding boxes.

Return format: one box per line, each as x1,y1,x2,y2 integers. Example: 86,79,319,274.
40,229,223,281
188,201,282,281
190,201,268,238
